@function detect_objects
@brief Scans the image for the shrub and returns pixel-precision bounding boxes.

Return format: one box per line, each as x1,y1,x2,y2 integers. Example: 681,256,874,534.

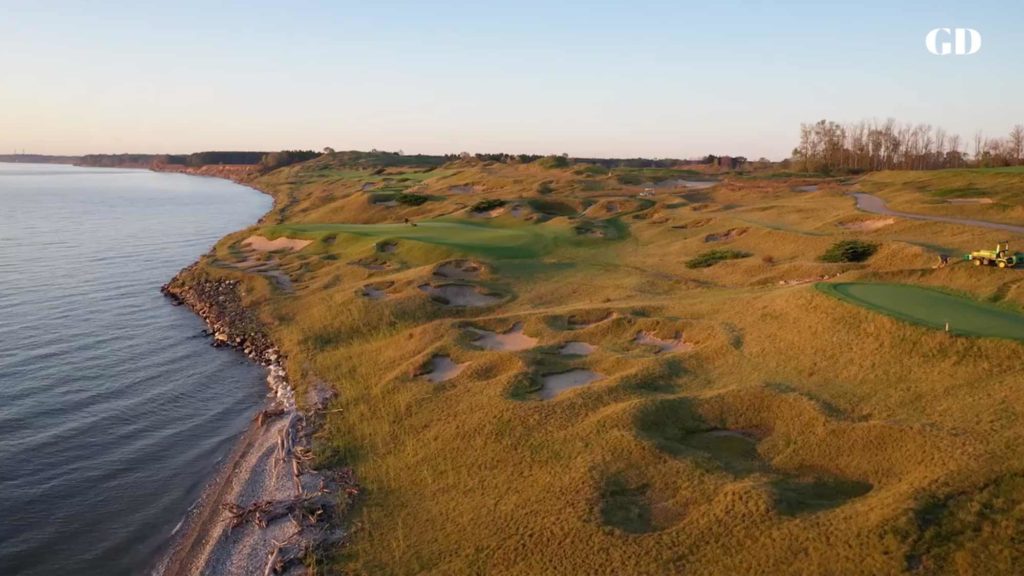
685,250,752,269
395,193,429,206
820,240,878,263
575,164,609,176
471,199,506,212
536,181,555,195
527,198,577,216
537,155,570,169
507,372,541,400
616,172,644,185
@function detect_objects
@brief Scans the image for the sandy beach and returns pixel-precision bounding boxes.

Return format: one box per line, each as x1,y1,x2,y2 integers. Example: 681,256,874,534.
156,271,354,576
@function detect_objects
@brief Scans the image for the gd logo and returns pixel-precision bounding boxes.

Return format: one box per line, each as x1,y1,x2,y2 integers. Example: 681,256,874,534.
925,28,981,55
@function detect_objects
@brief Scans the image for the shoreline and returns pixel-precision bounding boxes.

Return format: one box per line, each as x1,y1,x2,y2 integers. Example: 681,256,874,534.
150,170,354,575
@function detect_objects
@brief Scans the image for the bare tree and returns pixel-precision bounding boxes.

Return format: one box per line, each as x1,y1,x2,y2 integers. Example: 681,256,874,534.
1009,124,1024,165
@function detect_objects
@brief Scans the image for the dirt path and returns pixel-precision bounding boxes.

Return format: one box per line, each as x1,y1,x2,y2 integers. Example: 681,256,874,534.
852,192,1024,235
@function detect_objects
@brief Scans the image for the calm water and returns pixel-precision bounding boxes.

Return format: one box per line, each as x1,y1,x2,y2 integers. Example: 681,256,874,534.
0,163,272,575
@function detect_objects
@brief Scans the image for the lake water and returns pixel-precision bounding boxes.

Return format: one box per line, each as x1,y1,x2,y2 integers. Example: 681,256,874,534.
0,163,272,575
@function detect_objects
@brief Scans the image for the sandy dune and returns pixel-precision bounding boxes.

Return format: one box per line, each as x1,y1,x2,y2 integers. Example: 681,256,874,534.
539,370,603,399
559,341,596,356
242,235,311,252
839,218,895,231
635,331,691,354
418,283,501,307
469,322,538,351
422,355,468,382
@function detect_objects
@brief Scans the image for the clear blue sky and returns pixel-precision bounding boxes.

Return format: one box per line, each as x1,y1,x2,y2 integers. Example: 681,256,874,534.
2,0,1021,159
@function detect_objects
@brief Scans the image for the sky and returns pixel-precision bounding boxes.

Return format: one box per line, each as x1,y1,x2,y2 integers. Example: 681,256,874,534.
1,0,1022,159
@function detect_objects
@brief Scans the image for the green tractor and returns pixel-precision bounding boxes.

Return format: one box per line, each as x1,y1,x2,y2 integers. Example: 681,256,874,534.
966,241,1020,269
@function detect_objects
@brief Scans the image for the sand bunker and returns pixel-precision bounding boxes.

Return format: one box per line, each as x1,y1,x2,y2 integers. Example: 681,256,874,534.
539,369,603,399
421,355,467,383
559,341,596,356
359,282,393,300
794,185,818,193
434,259,484,280
418,283,501,307
704,228,748,242
656,179,718,190
839,218,895,231
635,331,691,354
242,235,311,252
468,322,538,351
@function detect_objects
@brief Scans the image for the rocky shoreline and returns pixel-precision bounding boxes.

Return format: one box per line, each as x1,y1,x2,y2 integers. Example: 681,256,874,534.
156,267,355,575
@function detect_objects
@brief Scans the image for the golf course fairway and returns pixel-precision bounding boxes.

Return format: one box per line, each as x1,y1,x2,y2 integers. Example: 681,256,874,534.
818,282,1024,340
267,220,569,259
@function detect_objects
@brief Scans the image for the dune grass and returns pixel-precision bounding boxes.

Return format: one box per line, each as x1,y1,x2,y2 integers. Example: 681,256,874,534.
196,160,1024,574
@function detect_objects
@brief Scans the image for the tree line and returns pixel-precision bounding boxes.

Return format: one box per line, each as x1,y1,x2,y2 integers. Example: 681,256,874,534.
791,119,1024,173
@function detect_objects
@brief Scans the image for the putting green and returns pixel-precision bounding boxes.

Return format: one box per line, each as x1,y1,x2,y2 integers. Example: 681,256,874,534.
817,282,1024,340
268,220,568,259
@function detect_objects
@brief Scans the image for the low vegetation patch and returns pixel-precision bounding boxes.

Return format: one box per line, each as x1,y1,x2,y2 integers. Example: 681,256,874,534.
599,475,653,534
685,249,751,269
471,198,506,213
535,180,555,194
395,192,430,206
820,240,878,263
906,475,1024,573
527,197,577,217
537,155,570,169
575,164,609,176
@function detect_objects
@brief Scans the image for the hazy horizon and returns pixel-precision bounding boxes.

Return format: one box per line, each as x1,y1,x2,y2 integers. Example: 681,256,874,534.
3,0,1022,160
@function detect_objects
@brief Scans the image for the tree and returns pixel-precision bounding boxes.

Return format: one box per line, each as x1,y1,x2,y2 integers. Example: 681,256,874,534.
1009,125,1024,165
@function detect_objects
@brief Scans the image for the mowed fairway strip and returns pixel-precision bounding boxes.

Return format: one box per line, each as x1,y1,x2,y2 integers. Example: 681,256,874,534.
268,220,568,259
818,282,1024,340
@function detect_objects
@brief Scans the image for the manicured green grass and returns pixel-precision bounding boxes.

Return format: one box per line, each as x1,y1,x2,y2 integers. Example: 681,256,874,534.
267,220,568,259
817,282,1024,340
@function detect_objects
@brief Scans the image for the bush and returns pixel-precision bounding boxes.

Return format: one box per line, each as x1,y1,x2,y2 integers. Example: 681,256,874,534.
537,155,570,169
616,172,644,185
685,250,751,269
820,240,878,263
471,199,506,212
527,198,577,216
395,193,429,206
575,164,609,176
506,372,541,400
536,181,555,195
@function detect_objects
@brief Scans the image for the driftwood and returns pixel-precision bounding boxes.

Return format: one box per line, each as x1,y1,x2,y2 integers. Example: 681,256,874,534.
256,406,286,426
